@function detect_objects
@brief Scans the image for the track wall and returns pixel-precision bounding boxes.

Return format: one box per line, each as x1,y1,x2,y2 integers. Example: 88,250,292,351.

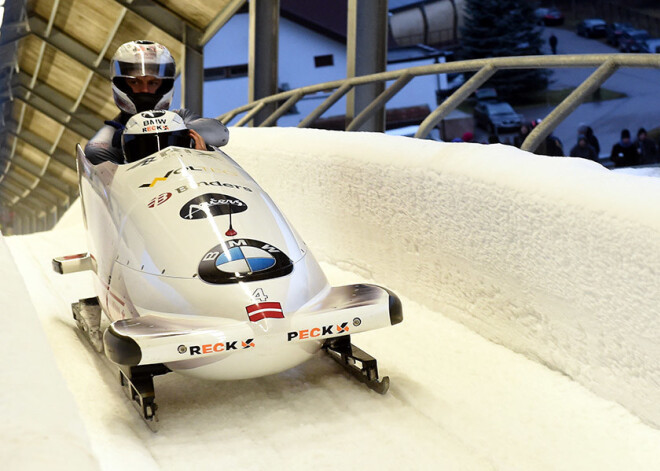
225,127,660,428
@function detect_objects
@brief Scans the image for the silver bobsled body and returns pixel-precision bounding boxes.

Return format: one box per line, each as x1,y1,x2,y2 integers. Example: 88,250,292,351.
72,145,401,381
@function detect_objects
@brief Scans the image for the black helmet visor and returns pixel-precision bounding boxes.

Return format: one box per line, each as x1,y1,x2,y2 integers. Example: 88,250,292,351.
122,129,193,163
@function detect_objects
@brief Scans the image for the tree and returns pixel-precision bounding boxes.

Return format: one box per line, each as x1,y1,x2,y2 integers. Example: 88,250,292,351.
460,0,549,101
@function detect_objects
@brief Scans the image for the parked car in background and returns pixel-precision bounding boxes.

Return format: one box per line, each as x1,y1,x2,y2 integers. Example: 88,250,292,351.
641,38,660,53
619,29,650,52
576,19,607,38
606,22,634,47
473,101,522,134
473,87,498,103
534,7,564,26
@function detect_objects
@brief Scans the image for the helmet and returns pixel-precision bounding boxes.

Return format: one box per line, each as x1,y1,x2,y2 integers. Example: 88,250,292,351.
111,40,176,114
121,110,192,163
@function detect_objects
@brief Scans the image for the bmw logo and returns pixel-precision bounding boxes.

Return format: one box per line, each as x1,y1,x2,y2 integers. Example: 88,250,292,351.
198,239,293,284
214,246,276,273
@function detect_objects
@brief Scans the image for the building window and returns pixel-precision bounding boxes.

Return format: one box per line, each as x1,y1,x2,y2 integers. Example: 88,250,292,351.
314,54,334,68
204,63,248,81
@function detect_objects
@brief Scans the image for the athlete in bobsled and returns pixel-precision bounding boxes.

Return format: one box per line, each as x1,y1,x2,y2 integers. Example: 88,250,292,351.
121,109,205,162
84,40,229,165
56,109,402,427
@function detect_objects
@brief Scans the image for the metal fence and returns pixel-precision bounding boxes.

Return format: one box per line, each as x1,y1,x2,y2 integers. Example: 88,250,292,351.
218,53,660,154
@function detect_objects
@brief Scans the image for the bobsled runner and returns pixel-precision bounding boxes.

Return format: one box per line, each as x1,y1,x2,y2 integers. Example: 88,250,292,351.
53,110,402,427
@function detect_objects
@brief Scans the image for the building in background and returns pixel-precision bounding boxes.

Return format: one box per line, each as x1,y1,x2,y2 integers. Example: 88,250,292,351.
203,0,466,131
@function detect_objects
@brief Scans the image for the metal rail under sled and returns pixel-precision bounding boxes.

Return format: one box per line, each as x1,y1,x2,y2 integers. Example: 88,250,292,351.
119,364,171,428
72,297,171,429
323,335,390,394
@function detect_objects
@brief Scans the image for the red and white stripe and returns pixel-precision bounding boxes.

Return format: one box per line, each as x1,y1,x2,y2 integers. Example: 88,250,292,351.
245,302,284,322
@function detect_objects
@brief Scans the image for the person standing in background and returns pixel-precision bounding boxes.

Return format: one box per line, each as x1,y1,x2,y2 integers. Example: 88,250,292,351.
635,128,658,164
570,135,598,161
514,122,531,148
578,124,600,158
610,129,639,167
549,33,558,55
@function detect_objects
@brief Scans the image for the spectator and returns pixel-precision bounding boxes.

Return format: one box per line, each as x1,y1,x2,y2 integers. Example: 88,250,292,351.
462,131,474,143
635,127,658,164
487,134,500,144
513,122,531,148
578,124,600,157
530,119,563,156
541,134,564,156
570,135,598,161
610,129,639,167
549,34,558,55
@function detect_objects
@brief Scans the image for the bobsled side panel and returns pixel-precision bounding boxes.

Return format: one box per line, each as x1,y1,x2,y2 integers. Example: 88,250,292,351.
78,160,122,311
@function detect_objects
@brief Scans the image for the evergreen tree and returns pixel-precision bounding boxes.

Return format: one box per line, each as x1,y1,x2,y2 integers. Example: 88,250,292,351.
460,0,549,101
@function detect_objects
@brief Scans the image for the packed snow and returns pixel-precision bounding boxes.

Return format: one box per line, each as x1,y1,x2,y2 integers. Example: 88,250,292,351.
3,128,660,470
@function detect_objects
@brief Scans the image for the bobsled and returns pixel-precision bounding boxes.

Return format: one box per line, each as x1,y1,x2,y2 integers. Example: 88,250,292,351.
53,110,402,424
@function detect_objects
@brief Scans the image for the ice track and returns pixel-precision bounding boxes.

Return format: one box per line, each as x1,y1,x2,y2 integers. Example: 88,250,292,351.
5,212,660,471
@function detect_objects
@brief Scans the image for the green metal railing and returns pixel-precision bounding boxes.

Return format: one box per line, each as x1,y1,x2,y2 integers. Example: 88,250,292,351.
218,53,660,153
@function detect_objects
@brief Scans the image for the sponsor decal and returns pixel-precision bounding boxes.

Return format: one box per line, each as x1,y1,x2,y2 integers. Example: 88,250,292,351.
287,322,350,341
139,165,244,188
186,338,255,356
139,166,203,188
148,192,172,208
142,123,170,133
139,111,170,133
128,155,159,170
180,193,248,220
246,302,284,322
129,144,233,171
174,181,251,193
198,239,293,285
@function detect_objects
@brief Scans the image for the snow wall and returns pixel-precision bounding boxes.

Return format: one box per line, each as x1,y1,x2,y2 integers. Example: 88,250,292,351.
225,127,660,429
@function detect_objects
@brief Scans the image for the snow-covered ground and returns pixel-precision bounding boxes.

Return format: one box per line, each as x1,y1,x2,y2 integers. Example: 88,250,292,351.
4,128,660,470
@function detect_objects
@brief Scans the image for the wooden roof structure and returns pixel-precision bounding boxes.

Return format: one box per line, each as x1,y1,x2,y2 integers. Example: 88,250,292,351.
0,0,246,231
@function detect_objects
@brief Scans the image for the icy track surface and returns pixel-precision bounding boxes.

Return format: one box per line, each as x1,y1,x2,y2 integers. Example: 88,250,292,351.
5,203,660,471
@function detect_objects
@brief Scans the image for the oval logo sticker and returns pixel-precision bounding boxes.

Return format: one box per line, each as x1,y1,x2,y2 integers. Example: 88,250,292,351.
180,193,248,220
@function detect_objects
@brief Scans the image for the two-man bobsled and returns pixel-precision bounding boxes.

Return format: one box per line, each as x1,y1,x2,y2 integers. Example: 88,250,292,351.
53,110,402,425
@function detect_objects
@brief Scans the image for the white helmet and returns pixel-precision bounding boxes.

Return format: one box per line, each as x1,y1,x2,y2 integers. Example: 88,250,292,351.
121,110,192,163
111,40,176,114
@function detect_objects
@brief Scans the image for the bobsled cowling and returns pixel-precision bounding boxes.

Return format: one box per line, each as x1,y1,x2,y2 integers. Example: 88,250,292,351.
79,146,326,322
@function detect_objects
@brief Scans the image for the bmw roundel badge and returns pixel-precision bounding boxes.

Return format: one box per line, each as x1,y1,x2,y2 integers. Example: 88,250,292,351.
198,239,293,284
